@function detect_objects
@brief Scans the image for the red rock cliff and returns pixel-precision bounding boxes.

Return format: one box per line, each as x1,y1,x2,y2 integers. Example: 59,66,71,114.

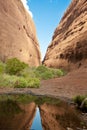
0,0,41,66
43,0,87,70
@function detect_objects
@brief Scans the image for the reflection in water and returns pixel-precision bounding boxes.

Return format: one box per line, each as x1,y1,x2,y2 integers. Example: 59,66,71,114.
31,107,43,130
0,95,86,130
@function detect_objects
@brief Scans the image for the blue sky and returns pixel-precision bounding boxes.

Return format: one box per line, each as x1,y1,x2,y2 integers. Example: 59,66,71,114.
21,0,71,59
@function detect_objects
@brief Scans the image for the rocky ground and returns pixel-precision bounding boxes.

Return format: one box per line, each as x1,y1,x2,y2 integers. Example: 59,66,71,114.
0,67,87,100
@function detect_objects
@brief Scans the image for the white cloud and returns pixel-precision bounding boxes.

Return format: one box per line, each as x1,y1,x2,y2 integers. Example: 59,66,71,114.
21,0,33,17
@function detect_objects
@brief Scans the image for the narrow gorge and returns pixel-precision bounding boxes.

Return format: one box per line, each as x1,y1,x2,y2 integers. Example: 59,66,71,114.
43,0,87,71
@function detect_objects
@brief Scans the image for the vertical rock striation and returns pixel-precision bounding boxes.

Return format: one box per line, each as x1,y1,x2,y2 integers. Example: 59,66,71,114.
0,0,41,66
43,0,87,70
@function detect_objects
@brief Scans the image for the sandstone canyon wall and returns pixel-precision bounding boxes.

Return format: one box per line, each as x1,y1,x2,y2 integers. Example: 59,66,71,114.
43,0,87,70
0,0,41,66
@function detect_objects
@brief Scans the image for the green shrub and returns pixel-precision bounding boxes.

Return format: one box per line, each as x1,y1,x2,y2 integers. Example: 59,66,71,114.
0,74,19,87
6,58,28,75
27,78,40,88
40,70,54,80
35,65,65,80
56,69,65,76
73,95,87,112
0,74,40,88
0,61,5,74
36,65,48,73
0,61,66,88
19,67,36,78
14,77,40,88
73,95,86,106
14,77,28,88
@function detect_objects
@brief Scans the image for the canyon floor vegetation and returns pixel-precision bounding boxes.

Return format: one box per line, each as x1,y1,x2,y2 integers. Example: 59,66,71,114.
0,58,65,88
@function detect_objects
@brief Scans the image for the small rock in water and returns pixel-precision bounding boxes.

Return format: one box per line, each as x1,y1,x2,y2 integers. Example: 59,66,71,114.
67,127,73,130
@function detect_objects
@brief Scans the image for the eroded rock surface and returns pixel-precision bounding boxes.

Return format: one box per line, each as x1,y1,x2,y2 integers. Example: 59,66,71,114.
0,0,41,66
43,0,87,70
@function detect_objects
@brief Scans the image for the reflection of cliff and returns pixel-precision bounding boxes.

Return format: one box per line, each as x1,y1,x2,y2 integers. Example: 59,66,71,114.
39,103,65,130
0,101,86,130
0,102,36,130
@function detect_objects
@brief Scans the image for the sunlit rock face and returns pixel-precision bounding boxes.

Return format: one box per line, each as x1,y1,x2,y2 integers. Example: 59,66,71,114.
43,0,87,70
0,0,41,66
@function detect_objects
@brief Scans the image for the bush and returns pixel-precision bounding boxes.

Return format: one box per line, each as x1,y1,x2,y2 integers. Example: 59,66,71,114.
73,95,86,106
19,67,36,78
14,77,28,88
56,69,65,76
40,70,54,80
0,61,66,88
36,65,48,73
14,77,40,88
0,61,5,74
27,78,40,88
35,65,65,80
73,95,87,112
0,74,19,87
6,58,28,75
0,74,40,88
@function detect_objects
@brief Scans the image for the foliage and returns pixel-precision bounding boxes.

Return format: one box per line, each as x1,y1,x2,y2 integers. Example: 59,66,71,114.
0,61,5,74
27,78,40,88
14,77,40,88
35,65,48,73
73,95,87,112
19,67,36,78
0,58,66,88
14,77,28,88
56,69,65,76
6,58,28,75
34,65,65,80
0,74,19,87
19,65,65,80
0,74,40,88
73,95,86,106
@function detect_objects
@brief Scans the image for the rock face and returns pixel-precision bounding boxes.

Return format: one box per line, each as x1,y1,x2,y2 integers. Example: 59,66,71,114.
0,0,41,66
43,0,87,70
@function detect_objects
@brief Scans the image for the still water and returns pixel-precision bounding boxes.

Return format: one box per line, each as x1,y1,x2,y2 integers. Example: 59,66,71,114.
31,107,43,130
0,94,86,130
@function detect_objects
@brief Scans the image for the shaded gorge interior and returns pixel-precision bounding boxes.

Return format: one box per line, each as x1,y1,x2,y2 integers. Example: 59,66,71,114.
0,94,87,130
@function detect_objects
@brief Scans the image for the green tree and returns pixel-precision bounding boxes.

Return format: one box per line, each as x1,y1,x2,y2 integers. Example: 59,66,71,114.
6,58,28,75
